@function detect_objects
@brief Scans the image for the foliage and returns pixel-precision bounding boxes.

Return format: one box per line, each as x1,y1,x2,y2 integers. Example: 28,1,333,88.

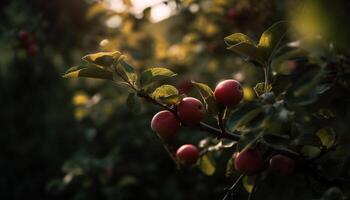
64,18,350,200
2,0,350,200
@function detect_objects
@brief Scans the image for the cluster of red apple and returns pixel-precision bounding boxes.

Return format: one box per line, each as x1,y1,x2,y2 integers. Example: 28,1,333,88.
235,149,295,177
151,79,296,176
18,30,39,57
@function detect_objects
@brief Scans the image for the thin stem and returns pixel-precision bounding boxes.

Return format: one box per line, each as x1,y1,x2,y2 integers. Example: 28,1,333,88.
198,122,240,141
160,138,180,168
217,107,227,139
263,66,269,93
222,175,244,200
115,69,138,91
260,140,301,160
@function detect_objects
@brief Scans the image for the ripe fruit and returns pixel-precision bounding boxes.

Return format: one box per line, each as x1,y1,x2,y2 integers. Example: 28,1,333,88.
151,110,180,139
177,97,204,125
26,44,39,57
214,79,243,107
104,165,113,177
176,144,199,166
286,60,298,71
234,149,263,176
18,30,30,42
269,154,295,176
227,8,239,25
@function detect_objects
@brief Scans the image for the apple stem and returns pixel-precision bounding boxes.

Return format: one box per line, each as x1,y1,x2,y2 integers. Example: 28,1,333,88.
217,107,227,139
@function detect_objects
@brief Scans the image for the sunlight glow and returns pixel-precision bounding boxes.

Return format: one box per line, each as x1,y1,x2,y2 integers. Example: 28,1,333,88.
99,39,109,46
107,0,175,23
150,3,172,23
107,0,126,12
105,15,122,28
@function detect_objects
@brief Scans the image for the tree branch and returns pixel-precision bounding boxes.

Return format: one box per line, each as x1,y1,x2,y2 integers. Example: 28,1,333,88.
137,92,241,140
198,122,240,141
113,65,305,167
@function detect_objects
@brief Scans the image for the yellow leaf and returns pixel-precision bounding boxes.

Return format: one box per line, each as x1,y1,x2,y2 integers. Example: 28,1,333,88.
198,155,216,176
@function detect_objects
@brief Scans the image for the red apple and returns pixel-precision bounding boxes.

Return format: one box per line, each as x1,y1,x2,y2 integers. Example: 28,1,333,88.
18,30,30,42
176,144,199,166
234,149,263,176
269,154,295,176
287,60,297,71
227,8,238,25
214,79,243,107
151,110,180,139
177,97,204,125
26,44,39,57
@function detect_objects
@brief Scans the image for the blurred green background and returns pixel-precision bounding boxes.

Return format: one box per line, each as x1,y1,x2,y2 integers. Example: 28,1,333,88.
1,0,350,200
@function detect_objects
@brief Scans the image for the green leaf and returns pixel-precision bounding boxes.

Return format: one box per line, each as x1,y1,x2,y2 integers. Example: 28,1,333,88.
227,107,264,132
82,51,123,67
152,85,182,105
63,66,113,80
158,95,183,105
258,21,289,60
271,49,308,75
116,61,138,86
126,93,141,113
227,42,264,66
322,187,345,200
254,82,272,96
316,127,335,149
301,145,321,158
315,108,336,120
224,33,256,46
191,81,218,115
140,67,176,87
263,134,290,146
271,75,291,95
243,175,256,193
285,69,324,106
293,71,324,97
237,131,262,152
197,154,216,176
293,134,321,146
225,157,235,177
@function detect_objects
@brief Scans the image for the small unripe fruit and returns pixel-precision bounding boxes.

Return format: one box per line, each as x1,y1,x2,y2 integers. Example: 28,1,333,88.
214,79,243,107
26,44,39,57
269,154,295,176
234,149,263,176
177,97,204,125
151,110,180,139
176,144,199,166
